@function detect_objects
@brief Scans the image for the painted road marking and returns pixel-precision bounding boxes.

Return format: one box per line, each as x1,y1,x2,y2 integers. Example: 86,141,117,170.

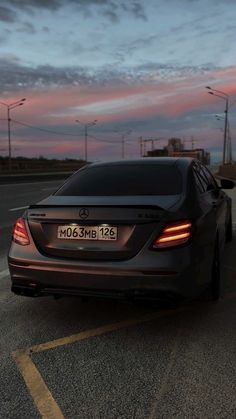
29,308,183,353
12,293,236,419
9,206,28,212
0,269,9,280
13,307,186,418
12,350,64,419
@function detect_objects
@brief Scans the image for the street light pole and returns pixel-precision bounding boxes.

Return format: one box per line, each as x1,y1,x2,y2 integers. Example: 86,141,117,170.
223,97,229,165
84,124,88,162
215,113,232,164
227,120,232,163
139,136,143,157
205,86,229,164
75,119,97,162
7,107,11,171
0,98,26,171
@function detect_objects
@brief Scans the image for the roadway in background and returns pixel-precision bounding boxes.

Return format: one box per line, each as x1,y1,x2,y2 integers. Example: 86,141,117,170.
0,179,65,260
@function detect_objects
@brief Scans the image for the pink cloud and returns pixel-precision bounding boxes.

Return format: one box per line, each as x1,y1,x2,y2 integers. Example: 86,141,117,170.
5,66,236,126
1,66,236,160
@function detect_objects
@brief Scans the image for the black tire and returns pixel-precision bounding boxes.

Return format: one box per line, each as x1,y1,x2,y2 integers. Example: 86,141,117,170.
209,241,221,301
226,213,232,243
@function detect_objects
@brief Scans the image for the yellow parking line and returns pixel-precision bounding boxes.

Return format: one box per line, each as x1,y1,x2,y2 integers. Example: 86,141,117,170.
28,292,236,356
29,308,181,353
12,295,236,419
12,308,184,418
12,350,64,419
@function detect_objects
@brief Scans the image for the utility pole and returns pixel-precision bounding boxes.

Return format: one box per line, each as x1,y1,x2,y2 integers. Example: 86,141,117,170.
0,98,26,172
139,137,143,157
85,125,88,162
183,137,198,150
7,107,11,169
75,119,97,162
215,113,232,164
223,97,229,164
206,86,231,164
227,121,232,163
142,138,164,156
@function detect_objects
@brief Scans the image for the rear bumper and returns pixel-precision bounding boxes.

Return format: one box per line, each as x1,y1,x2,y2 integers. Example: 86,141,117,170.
8,256,207,300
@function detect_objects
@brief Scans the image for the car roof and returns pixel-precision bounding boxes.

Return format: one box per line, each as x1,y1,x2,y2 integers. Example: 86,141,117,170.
86,157,194,169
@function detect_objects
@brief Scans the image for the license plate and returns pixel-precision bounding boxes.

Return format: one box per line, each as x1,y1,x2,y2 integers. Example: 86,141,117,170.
57,225,117,241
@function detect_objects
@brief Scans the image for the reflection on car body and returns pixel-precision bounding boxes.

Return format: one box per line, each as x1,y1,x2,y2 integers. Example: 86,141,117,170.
8,157,234,302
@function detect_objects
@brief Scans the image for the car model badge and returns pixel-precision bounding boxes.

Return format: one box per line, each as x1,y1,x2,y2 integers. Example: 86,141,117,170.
79,208,89,219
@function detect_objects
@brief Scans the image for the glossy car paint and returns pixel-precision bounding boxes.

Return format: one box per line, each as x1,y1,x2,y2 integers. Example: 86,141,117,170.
8,158,233,301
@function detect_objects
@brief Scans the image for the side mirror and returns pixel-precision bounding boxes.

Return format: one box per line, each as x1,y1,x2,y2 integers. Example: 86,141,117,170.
220,178,235,189
206,184,215,192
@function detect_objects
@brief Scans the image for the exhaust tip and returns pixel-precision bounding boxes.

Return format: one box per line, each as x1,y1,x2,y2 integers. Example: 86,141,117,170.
11,285,41,297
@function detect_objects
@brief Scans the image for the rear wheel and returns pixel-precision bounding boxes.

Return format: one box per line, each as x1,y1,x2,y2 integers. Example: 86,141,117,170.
209,241,221,301
226,213,232,242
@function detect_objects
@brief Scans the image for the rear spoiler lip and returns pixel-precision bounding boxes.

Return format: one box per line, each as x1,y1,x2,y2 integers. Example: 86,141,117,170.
28,204,165,210
28,194,183,212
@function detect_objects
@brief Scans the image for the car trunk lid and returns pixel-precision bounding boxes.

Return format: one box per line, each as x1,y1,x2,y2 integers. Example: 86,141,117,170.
27,195,181,260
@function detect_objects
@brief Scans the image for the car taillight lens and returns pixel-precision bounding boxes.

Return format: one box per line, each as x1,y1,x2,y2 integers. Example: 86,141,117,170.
13,218,30,245
153,220,192,249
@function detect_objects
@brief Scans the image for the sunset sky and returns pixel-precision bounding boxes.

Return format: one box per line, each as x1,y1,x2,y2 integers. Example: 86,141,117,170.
0,0,236,162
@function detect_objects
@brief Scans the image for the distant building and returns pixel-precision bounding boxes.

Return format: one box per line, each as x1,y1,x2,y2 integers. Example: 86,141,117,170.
147,149,168,157
145,138,210,164
171,149,210,165
166,138,184,153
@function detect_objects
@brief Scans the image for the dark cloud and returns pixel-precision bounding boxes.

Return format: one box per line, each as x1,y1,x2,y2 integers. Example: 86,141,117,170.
103,9,119,23
110,35,159,63
121,1,147,20
16,22,36,34
74,0,147,22
4,0,61,11
2,0,147,24
0,57,219,93
0,6,18,22
0,60,89,91
42,26,50,32
136,61,218,77
0,54,22,63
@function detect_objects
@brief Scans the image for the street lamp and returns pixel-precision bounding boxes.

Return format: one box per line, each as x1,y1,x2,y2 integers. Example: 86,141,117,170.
0,98,26,171
75,119,97,162
215,115,232,163
205,86,229,164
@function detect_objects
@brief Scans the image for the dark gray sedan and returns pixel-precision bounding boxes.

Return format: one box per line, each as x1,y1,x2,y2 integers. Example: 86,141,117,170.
8,157,234,301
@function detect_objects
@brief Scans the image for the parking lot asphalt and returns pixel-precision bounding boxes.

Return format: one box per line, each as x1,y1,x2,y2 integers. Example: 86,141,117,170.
0,181,236,418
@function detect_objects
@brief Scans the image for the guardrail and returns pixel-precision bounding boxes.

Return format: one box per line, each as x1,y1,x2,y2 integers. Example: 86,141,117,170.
217,164,236,180
1,164,235,184
0,171,74,184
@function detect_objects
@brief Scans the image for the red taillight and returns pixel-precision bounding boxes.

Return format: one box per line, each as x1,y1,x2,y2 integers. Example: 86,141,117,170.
13,218,30,245
153,220,192,249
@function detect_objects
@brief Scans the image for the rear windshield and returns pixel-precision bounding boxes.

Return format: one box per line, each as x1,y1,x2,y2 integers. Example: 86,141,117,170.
55,164,182,196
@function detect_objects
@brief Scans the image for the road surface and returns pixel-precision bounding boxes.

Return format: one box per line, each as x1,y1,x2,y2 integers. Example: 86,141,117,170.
1,179,236,418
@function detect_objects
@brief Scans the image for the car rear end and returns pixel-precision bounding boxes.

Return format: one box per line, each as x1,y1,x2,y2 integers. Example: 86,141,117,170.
8,159,207,301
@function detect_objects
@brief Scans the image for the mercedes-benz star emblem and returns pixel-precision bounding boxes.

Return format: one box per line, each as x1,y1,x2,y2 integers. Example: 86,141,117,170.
79,208,89,219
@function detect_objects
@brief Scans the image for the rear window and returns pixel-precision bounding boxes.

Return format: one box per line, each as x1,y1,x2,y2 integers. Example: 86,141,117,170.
55,164,182,196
